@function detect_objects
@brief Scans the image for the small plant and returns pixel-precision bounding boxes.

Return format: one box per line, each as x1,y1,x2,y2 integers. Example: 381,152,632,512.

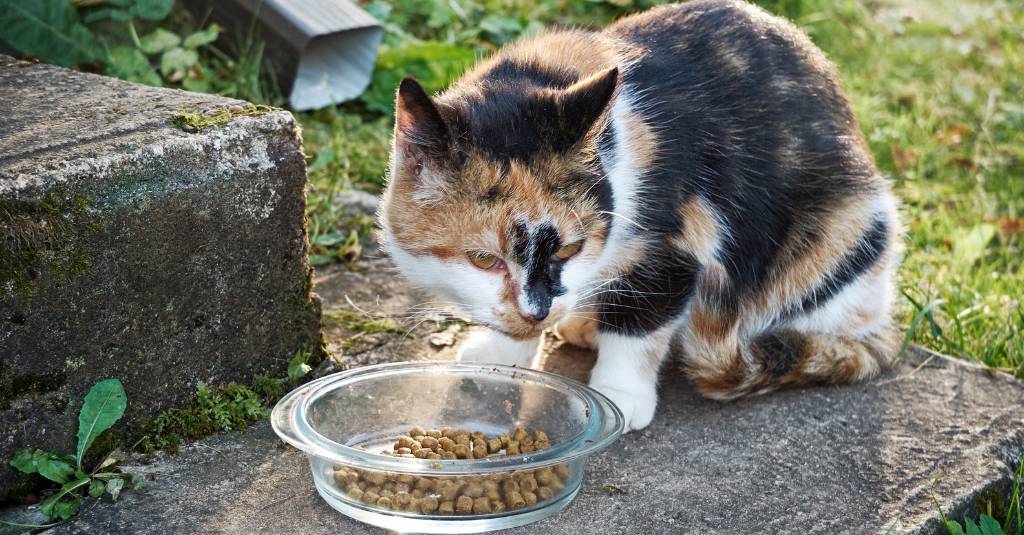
7,379,140,522
287,349,313,383
937,455,1024,535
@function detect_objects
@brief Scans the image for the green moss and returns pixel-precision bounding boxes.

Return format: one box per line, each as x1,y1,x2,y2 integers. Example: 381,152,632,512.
0,193,99,302
323,309,404,335
135,381,272,454
171,104,278,130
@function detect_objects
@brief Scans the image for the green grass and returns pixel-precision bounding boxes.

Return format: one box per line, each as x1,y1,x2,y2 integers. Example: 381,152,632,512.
297,0,1022,377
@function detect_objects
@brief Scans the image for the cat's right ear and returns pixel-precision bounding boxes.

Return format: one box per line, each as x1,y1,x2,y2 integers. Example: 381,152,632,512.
395,77,449,157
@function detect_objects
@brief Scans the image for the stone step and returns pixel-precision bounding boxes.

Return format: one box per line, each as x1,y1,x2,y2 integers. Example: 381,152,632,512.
0,56,321,496
38,343,1024,534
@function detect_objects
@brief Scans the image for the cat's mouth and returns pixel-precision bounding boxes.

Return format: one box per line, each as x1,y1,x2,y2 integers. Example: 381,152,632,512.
492,306,566,339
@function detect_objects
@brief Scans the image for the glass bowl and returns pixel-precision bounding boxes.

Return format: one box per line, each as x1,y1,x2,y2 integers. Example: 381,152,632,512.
271,361,624,533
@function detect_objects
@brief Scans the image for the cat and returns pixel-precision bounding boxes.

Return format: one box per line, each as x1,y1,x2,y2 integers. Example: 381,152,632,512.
377,0,901,431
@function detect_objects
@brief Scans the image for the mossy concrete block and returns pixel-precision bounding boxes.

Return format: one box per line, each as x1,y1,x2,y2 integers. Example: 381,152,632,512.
0,56,321,495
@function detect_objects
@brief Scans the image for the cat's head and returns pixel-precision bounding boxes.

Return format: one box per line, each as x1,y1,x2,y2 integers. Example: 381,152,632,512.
378,66,620,339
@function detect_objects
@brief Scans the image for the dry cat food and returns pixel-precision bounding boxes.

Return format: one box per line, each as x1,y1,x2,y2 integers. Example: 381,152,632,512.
332,426,570,515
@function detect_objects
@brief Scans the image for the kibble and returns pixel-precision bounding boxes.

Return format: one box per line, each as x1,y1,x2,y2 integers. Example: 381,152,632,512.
335,424,571,516
456,495,473,514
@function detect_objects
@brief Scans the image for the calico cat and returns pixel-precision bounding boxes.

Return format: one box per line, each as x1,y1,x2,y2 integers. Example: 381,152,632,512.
378,0,901,431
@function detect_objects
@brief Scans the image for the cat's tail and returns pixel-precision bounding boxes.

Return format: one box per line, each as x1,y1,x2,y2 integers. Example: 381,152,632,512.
685,327,899,401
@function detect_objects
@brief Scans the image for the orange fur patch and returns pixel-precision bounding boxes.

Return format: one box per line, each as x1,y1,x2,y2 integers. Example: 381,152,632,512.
672,196,721,264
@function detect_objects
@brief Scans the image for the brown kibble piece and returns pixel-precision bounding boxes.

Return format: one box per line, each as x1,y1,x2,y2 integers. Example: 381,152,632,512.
456,495,473,514
395,482,410,494
356,480,367,490
394,492,412,507
491,498,506,513
420,496,439,513
554,464,570,479
486,489,501,502
439,481,461,501
532,430,549,443
363,491,380,504
506,490,526,510
439,500,455,515
420,436,439,451
535,468,555,486
409,426,426,437
380,489,394,498
333,468,358,486
472,496,492,514
399,453,415,458
463,482,484,498
396,447,412,455
486,437,502,453
441,451,457,460
396,474,415,484
537,486,554,501
441,427,456,439
455,433,471,446
415,477,435,492
412,488,425,499
438,437,456,451
499,433,511,448
502,479,520,495
348,488,364,502
397,436,416,449
521,442,535,454
507,440,520,455
473,445,488,459
365,471,386,486
427,452,442,460
405,499,420,513
535,439,551,450
426,429,442,439
523,491,537,506
413,448,428,458
518,474,538,492
452,444,470,459
377,496,393,509
512,426,527,441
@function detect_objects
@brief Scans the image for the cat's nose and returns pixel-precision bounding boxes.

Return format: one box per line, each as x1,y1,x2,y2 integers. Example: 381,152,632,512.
526,308,549,322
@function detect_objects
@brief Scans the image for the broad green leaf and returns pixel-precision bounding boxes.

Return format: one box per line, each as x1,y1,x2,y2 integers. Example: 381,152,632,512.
952,223,996,265
82,7,132,23
139,28,180,55
360,43,475,115
964,518,983,535
308,254,334,266
978,515,1003,535
40,477,89,521
33,452,74,484
315,233,345,247
182,24,222,49
160,47,198,76
0,0,97,66
946,521,967,535
75,379,127,469
288,351,312,383
51,496,82,521
105,46,162,86
89,479,105,498
106,478,125,501
129,0,174,21
9,448,37,474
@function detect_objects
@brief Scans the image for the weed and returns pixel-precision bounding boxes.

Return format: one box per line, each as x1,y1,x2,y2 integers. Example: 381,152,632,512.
5,380,140,524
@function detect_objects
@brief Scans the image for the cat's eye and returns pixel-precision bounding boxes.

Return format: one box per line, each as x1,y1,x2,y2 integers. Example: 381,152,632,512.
467,251,501,270
553,241,583,260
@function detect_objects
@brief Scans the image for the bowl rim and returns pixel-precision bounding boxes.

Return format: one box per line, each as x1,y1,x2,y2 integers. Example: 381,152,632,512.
271,361,624,474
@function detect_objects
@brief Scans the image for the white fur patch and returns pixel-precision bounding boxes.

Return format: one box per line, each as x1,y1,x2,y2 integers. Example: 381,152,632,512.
457,329,540,368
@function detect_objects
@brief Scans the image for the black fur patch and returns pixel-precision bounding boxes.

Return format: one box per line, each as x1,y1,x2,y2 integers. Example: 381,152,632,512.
596,245,700,335
522,224,567,319
751,330,808,377
798,217,889,312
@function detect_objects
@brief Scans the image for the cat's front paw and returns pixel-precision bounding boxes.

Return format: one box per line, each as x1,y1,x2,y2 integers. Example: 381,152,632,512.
457,329,539,367
588,378,657,432
553,315,598,350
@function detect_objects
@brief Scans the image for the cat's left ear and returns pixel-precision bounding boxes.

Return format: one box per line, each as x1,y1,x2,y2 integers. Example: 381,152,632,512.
557,66,619,145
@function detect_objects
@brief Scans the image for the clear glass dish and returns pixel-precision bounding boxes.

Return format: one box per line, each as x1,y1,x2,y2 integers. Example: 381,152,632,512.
271,361,624,533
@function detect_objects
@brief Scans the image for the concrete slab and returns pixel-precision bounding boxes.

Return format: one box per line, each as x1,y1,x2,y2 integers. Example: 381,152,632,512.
0,56,320,495
40,313,1024,534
